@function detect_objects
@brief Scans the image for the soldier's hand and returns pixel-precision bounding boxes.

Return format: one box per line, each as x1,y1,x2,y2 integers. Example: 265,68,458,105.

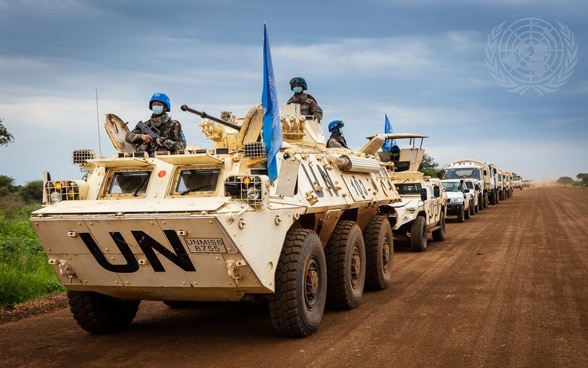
141,134,152,143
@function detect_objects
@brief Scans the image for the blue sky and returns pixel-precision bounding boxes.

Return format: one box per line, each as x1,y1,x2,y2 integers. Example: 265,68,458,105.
1,0,587,185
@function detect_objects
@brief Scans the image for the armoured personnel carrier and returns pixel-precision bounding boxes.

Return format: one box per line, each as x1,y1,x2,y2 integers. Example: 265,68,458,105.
30,103,401,337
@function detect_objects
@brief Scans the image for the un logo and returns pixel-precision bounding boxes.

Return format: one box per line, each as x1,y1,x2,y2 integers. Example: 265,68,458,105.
485,18,577,95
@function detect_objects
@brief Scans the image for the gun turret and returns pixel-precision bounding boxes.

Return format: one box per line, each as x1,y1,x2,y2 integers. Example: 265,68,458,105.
181,104,242,131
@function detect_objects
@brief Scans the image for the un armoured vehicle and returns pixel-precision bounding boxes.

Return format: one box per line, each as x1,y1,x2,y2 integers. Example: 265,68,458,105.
30,103,401,338
372,134,447,252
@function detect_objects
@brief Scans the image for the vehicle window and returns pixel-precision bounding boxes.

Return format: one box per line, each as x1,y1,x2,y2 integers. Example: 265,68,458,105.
395,183,422,195
176,168,220,194
108,171,151,195
442,182,459,192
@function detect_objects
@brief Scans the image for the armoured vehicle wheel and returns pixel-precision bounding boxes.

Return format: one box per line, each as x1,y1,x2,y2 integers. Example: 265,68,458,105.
363,215,394,291
457,207,465,223
325,221,366,309
410,216,427,252
67,291,140,334
268,228,327,337
432,212,446,242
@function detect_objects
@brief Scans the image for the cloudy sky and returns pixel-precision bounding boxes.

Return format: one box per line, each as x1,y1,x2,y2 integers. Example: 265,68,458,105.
1,0,586,185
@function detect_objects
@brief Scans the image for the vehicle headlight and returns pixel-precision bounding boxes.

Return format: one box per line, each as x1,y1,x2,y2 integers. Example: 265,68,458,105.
246,185,261,200
50,191,62,203
455,197,463,204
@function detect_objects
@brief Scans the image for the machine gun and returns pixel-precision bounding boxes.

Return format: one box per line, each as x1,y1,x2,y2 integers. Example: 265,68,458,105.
181,104,242,131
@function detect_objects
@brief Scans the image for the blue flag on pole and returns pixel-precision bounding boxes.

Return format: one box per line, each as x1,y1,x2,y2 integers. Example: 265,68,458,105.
382,113,393,151
261,23,282,183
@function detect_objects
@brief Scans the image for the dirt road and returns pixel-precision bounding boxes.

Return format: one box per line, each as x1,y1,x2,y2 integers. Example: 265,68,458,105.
1,186,587,368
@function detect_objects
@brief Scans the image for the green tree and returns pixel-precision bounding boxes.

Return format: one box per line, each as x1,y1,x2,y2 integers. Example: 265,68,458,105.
0,118,15,146
419,153,442,178
576,173,588,186
0,175,17,197
19,180,43,203
556,176,574,186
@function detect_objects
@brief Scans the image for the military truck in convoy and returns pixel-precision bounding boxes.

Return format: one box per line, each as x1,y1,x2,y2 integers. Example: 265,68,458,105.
374,134,447,252
444,159,499,207
512,174,523,190
30,102,403,338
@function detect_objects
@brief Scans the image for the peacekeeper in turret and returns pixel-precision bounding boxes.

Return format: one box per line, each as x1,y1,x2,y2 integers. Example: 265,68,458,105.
125,92,187,155
326,120,349,149
287,77,323,122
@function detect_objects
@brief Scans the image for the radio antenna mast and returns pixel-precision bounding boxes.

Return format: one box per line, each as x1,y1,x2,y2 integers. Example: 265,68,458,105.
95,88,103,156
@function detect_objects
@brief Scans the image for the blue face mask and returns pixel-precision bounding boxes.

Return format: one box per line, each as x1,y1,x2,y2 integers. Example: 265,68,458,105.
293,87,303,93
151,105,164,115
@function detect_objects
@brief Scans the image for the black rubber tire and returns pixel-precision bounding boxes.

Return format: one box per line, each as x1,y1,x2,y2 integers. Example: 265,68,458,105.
432,211,446,242
457,206,465,223
268,228,327,337
410,216,427,252
483,192,489,208
464,202,471,219
325,221,366,310
67,291,140,334
363,215,394,291
469,200,476,216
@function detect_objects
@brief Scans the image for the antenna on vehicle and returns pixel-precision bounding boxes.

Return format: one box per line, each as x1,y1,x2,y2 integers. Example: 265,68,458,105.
95,88,103,156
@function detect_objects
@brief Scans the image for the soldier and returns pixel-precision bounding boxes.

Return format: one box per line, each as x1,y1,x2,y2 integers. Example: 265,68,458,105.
287,77,323,121
326,120,349,149
126,92,186,155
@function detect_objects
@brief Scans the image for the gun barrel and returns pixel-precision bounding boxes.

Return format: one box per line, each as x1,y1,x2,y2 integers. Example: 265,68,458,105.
181,104,241,131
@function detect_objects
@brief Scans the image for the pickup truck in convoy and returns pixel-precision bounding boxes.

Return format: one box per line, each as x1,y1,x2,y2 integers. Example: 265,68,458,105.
462,178,480,215
441,179,472,223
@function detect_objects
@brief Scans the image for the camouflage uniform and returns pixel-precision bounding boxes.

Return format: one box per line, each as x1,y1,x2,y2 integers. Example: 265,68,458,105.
126,113,186,155
327,132,348,149
287,92,323,121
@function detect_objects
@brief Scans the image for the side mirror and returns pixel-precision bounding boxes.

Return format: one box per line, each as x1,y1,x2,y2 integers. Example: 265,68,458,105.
433,185,440,197
420,188,428,201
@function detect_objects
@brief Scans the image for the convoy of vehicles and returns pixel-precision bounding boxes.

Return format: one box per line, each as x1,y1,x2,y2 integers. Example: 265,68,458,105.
29,98,523,337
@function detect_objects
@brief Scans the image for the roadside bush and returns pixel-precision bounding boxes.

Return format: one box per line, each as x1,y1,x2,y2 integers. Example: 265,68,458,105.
0,205,64,308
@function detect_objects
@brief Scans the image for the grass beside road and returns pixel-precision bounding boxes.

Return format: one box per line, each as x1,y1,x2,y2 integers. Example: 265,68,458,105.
0,205,64,309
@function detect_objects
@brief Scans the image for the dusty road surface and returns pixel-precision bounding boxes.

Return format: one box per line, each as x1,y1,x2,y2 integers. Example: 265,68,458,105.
1,186,587,368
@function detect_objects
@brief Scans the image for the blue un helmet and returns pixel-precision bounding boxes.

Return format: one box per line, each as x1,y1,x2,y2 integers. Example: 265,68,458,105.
149,92,171,111
328,120,344,133
289,77,308,91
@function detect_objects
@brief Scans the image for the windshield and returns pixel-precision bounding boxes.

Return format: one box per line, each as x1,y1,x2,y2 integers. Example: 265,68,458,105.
445,168,481,180
108,171,151,196
176,168,220,194
442,182,460,192
395,183,422,195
